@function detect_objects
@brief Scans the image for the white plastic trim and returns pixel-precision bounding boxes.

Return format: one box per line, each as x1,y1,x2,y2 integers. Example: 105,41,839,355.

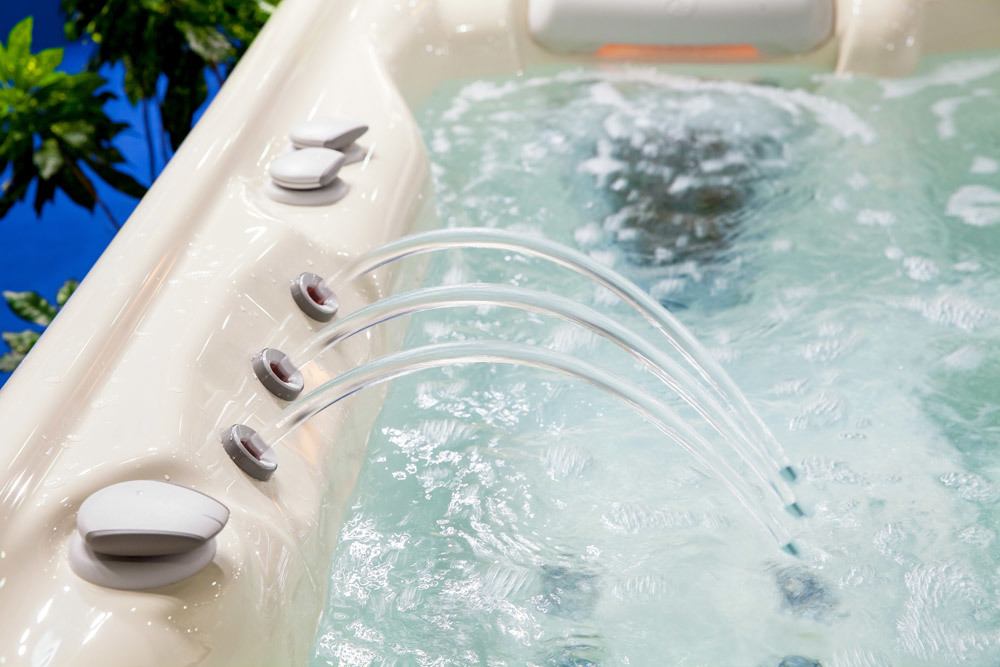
69,533,218,591
528,0,835,54
836,0,923,77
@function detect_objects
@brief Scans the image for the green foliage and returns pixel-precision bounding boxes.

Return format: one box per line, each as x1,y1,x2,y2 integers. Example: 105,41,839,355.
0,279,77,373
0,330,40,372
63,0,277,151
3,290,57,326
0,17,146,223
56,279,78,306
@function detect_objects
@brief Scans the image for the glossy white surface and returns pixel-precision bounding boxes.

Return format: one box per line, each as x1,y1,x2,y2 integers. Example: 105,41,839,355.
289,118,369,150
0,0,994,664
268,146,346,189
837,0,1000,76
77,480,228,557
264,178,350,206
69,533,219,591
529,0,835,54
0,0,431,661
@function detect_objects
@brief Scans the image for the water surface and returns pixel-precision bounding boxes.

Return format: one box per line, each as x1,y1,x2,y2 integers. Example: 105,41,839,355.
312,55,1000,666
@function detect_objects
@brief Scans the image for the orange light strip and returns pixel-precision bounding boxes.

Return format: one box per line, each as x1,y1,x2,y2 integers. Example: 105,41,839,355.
595,43,760,62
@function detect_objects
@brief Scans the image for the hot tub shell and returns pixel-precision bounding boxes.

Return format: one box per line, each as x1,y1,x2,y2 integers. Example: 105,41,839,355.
0,0,997,664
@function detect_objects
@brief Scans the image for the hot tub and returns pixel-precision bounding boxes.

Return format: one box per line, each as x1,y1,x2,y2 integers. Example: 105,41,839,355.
1,0,998,665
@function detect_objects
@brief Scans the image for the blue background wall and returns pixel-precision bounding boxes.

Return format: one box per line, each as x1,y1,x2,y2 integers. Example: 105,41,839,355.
0,1,65,48
0,1,217,385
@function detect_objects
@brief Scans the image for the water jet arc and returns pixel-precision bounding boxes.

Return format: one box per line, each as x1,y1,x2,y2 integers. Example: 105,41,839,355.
323,227,797,482
295,283,800,514
261,341,799,554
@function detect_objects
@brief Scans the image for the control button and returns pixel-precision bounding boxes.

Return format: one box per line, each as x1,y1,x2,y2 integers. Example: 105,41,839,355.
269,147,345,190
290,118,368,151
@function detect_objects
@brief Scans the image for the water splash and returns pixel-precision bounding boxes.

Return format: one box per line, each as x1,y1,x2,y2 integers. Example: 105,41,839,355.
263,341,799,552
323,227,798,483
295,283,800,514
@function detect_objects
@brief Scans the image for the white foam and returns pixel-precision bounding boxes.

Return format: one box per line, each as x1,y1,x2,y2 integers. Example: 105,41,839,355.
615,227,638,241
901,293,992,331
957,525,995,548
578,155,625,182
953,260,981,273
653,247,673,264
898,561,997,662
650,278,686,300
549,322,598,353
587,249,617,267
705,150,748,173
941,345,984,371
441,80,520,122
857,209,895,227
573,223,603,248
589,81,629,109
939,472,1000,503
847,172,869,190
884,246,904,261
668,175,696,195
946,185,1000,226
930,97,967,139
577,138,625,185
882,56,1000,99
441,265,467,286
553,67,876,144
430,129,451,154
903,256,939,282
970,156,998,174
460,80,519,102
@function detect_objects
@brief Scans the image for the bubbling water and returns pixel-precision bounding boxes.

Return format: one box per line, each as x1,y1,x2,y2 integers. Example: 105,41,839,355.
311,56,1000,666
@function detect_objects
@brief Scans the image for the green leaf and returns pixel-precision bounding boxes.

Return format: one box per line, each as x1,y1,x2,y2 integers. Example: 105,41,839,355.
0,14,140,223
33,138,64,179
0,329,39,372
139,0,169,13
2,329,40,355
161,54,207,151
54,166,97,211
32,174,57,216
178,22,233,63
3,290,57,326
50,121,93,149
85,160,147,199
122,51,160,103
6,18,33,68
34,47,63,73
56,279,78,307
0,166,34,218
61,0,279,152
0,351,26,373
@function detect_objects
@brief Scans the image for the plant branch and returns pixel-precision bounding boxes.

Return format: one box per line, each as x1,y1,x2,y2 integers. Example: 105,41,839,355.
97,198,121,231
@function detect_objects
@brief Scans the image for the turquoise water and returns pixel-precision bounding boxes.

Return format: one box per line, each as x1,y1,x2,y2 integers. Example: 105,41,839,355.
312,56,1000,666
